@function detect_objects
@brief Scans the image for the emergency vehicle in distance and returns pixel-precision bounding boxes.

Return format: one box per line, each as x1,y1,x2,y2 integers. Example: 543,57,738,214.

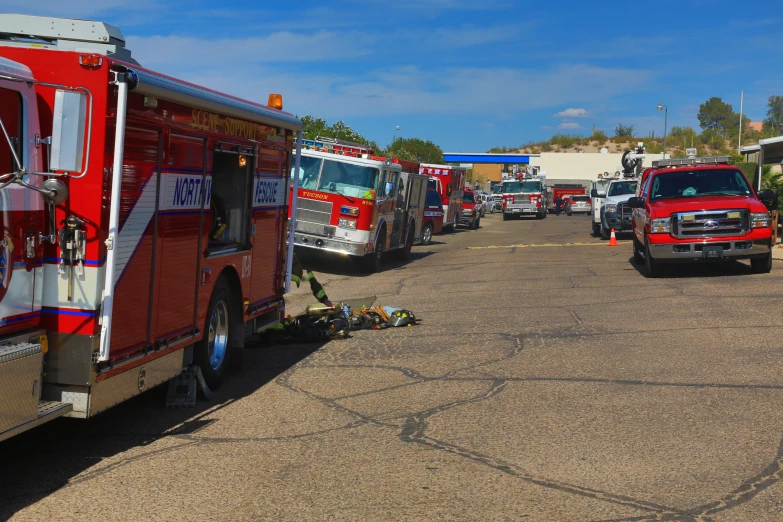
628,156,775,278
500,171,548,220
0,15,301,442
421,163,467,232
289,137,428,272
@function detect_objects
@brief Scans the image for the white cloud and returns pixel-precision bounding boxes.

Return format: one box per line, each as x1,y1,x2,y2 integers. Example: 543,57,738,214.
558,122,582,130
554,108,589,118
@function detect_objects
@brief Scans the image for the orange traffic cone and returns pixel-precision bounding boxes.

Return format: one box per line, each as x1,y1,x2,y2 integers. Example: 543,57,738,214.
608,229,619,247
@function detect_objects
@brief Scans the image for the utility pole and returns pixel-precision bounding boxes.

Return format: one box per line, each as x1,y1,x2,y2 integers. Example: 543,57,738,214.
738,90,744,153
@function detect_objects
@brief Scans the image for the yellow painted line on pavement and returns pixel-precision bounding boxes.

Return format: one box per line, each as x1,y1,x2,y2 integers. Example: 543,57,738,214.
467,241,632,250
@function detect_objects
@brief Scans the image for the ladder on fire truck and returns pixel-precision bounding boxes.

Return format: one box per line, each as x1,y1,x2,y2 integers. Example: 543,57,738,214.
299,136,374,157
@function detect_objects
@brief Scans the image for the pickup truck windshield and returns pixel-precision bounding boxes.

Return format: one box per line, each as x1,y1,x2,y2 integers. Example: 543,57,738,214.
502,181,541,194
650,169,753,201
463,192,475,203
607,181,638,197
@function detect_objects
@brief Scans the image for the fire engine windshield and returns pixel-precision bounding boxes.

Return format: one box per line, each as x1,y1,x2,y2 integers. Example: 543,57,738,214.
650,169,753,201
318,159,379,198
607,181,638,197
293,156,380,198
502,181,541,193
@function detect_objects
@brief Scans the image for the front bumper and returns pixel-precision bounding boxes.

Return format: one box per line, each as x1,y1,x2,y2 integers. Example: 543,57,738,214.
649,238,771,261
504,205,540,215
603,211,633,231
292,233,371,256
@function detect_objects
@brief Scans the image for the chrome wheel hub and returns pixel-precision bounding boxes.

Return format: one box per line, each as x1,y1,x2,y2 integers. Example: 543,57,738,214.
207,300,229,370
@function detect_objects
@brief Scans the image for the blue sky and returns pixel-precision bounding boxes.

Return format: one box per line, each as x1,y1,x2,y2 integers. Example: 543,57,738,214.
2,0,780,152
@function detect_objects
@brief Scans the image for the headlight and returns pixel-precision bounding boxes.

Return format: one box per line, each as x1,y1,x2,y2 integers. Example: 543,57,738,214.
751,212,770,229
338,218,357,229
650,217,670,234
462,208,474,216
604,204,617,213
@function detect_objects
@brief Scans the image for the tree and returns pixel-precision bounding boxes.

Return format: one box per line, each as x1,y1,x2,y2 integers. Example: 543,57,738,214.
697,97,734,135
386,137,445,164
764,95,783,135
615,123,634,137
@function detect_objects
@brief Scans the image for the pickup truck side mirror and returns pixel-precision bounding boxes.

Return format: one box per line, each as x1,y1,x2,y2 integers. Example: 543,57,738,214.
590,189,598,198
626,197,645,209
757,189,775,208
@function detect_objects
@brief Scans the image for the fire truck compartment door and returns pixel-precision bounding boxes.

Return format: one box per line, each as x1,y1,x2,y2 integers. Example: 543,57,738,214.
0,83,42,327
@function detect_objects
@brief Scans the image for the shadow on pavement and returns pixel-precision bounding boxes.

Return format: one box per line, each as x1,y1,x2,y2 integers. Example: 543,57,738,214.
297,248,435,277
0,340,322,519
628,257,758,278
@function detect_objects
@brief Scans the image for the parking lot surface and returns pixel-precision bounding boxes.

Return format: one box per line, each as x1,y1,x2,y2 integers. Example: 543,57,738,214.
3,212,783,521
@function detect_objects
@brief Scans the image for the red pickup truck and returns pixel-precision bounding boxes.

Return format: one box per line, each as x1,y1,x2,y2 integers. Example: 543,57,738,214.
628,157,775,277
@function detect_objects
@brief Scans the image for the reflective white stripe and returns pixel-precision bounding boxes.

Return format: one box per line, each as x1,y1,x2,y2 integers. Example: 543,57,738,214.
114,172,157,286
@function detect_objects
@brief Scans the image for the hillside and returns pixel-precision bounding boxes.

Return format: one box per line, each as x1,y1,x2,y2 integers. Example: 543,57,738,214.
493,134,739,159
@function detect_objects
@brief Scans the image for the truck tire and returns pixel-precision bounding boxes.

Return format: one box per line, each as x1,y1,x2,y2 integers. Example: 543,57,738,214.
592,222,600,237
195,277,239,390
363,233,384,273
633,235,644,265
643,237,661,278
536,212,545,220
751,252,772,274
421,222,433,245
473,217,481,229
600,226,610,240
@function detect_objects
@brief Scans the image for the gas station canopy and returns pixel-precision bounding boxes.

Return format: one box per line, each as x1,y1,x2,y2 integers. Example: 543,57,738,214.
443,152,539,164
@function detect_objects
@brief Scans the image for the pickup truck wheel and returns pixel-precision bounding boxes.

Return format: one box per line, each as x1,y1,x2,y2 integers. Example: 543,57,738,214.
600,226,610,240
751,252,772,274
643,237,662,278
421,223,433,245
473,217,481,229
633,235,644,264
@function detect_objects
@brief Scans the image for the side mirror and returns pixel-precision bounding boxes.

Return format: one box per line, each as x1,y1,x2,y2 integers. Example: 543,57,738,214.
627,197,645,209
50,90,88,172
590,189,598,198
757,189,775,208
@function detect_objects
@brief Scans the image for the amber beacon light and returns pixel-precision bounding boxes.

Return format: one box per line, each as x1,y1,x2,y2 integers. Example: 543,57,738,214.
268,94,283,110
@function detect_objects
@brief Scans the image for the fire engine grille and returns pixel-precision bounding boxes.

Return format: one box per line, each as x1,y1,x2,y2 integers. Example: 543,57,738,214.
295,197,335,237
672,210,748,238
513,195,528,204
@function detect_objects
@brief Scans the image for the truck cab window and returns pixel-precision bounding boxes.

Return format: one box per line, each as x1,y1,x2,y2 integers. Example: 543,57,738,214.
0,88,22,173
209,150,251,253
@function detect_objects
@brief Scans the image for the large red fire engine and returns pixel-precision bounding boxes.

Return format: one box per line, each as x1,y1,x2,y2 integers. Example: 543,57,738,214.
0,15,302,441
289,137,428,272
420,163,466,231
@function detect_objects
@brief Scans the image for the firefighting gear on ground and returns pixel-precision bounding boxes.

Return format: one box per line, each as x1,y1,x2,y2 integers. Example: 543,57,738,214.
258,256,420,345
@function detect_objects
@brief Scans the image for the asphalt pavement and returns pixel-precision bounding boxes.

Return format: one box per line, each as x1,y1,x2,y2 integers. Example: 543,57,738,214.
3,211,783,521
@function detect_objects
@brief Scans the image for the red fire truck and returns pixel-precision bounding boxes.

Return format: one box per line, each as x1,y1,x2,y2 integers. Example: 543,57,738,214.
289,138,428,272
420,163,467,232
0,15,302,441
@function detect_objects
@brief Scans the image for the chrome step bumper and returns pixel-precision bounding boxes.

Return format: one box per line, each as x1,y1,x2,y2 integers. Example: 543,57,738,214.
0,401,73,442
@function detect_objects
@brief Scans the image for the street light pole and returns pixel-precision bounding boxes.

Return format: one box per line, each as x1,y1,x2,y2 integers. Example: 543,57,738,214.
657,102,668,158
392,125,400,145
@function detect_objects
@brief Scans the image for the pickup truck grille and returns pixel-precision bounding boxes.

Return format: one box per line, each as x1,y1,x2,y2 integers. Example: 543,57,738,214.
672,209,748,239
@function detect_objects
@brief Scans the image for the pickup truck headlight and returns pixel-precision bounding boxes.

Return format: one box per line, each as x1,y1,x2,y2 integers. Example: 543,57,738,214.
462,208,475,216
604,204,617,213
338,218,357,230
650,217,670,234
751,212,770,228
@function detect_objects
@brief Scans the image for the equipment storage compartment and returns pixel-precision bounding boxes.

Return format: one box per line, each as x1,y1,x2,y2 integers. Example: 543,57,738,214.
0,343,43,434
